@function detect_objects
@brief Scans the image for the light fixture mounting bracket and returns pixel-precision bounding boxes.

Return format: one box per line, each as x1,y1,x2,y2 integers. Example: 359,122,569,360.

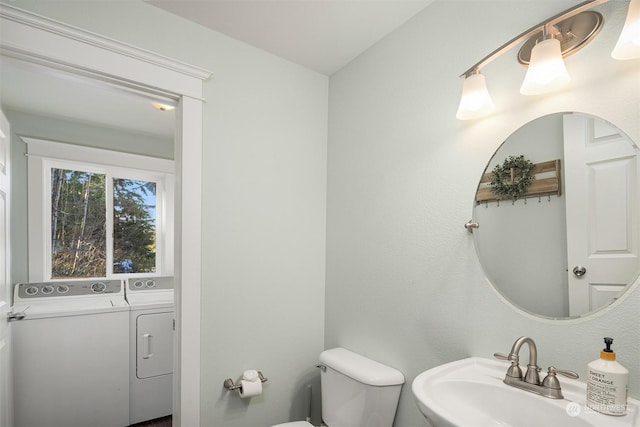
518,11,603,65
458,0,608,77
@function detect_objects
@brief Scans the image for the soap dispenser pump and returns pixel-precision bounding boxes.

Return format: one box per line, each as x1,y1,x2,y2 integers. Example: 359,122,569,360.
586,337,628,416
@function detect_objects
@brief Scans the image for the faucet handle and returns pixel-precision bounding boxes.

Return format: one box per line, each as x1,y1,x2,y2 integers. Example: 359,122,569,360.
542,366,579,389
493,352,519,363
550,366,579,379
494,352,523,378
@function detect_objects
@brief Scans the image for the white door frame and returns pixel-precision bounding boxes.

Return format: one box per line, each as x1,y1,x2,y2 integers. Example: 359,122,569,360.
0,108,12,427
0,5,211,426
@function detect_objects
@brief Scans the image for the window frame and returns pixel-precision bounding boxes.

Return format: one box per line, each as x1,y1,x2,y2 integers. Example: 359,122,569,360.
24,137,174,281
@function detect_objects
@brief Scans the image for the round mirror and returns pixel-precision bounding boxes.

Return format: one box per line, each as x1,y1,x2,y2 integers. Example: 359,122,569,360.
473,112,640,319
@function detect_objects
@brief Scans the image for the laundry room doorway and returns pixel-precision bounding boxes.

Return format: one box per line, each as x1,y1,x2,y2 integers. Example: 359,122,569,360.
0,4,211,426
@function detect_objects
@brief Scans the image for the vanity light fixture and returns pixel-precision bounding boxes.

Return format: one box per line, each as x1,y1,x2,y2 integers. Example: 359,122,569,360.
455,0,638,120
455,70,495,120
612,0,640,59
520,27,571,95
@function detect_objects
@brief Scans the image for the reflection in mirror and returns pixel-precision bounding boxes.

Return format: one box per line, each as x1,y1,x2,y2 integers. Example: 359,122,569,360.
473,112,640,319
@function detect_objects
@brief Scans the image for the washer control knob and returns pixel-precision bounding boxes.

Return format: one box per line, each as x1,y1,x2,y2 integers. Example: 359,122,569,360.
133,280,144,289
25,286,39,296
91,282,107,293
41,285,54,295
57,285,69,294
145,280,156,288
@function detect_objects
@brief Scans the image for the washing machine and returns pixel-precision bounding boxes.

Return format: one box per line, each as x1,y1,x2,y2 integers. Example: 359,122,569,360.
126,276,175,425
11,279,130,427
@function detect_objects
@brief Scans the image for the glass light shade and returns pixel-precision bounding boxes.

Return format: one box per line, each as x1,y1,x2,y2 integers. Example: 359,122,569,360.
520,38,571,95
612,0,640,60
456,73,495,120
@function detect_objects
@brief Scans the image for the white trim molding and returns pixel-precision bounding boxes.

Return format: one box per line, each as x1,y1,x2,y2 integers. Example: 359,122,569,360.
0,4,211,81
0,3,211,100
22,137,175,173
1,4,211,426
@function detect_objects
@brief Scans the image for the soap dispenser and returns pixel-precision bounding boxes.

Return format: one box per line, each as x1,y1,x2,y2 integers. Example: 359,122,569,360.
586,337,628,416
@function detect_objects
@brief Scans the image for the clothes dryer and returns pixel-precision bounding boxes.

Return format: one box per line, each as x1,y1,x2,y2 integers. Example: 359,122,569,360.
12,279,130,427
126,276,175,425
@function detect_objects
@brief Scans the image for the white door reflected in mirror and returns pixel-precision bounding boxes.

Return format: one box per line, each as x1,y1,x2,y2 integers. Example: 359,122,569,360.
472,112,640,319
563,113,639,317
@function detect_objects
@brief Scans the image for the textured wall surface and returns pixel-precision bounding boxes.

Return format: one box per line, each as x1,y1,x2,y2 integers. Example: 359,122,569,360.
326,2,640,426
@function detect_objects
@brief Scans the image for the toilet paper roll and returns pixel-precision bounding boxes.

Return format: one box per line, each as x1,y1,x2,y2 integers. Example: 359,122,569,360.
238,379,262,398
243,370,259,382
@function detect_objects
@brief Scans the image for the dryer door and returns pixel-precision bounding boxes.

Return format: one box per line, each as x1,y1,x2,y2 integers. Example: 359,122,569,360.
136,311,174,378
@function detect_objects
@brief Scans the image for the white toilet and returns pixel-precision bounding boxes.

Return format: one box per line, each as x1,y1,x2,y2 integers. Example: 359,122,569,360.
273,347,405,427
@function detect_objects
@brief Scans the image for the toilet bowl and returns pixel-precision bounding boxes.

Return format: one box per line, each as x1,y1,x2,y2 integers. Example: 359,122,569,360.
272,347,404,427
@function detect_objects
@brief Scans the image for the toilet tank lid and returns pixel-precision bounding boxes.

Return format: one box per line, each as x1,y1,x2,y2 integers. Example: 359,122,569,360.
319,348,405,386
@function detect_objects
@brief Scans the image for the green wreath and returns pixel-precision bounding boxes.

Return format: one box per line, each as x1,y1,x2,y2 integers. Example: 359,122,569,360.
490,155,535,200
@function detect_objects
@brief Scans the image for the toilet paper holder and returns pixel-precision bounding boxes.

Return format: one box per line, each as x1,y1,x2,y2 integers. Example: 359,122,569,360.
223,371,268,392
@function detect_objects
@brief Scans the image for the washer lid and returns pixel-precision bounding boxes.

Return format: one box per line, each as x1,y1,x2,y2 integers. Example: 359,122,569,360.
12,297,129,319
319,347,405,386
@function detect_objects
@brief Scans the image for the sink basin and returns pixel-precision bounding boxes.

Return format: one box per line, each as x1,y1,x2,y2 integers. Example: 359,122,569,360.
412,357,640,427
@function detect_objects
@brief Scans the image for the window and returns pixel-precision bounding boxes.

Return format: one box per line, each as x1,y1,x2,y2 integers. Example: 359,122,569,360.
51,168,107,277
112,177,157,274
51,169,159,277
26,138,174,281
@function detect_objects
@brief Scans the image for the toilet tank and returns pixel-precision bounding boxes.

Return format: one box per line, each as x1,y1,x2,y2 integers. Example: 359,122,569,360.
319,348,404,427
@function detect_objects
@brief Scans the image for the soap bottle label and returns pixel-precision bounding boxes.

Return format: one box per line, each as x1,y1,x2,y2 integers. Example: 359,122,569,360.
586,368,628,416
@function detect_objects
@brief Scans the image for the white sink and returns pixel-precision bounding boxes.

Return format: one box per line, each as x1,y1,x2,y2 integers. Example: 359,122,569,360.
412,357,640,427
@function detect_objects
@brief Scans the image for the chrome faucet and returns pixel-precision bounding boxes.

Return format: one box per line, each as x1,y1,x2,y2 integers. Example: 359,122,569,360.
494,336,578,399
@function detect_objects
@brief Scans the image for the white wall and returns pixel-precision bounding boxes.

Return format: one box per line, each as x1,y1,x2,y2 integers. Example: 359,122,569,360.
7,1,328,426
326,1,640,426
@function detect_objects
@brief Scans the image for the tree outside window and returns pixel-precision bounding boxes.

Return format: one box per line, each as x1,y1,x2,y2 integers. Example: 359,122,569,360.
113,178,156,274
51,169,157,278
